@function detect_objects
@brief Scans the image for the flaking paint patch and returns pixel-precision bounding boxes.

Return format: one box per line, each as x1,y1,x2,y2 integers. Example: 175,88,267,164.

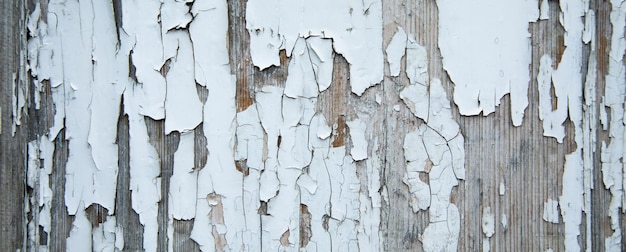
300,113,333,251
90,0,125,214
551,1,587,250
403,129,431,212
256,86,284,202
45,0,98,217
124,83,162,252
163,30,203,134
39,136,54,244
537,54,567,142
395,37,465,250
601,0,626,250
543,199,560,224
189,1,244,249
582,14,597,250
437,0,538,126
92,216,122,251
347,118,368,161
26,140,41,249
245,0,384,95
25,136,56,250
285,37,334,97
169,132,198,220
27,1,65,138
234,103,264,251
386,27,407,77
66,203,92,251
481,207,495,252
121,0,166,120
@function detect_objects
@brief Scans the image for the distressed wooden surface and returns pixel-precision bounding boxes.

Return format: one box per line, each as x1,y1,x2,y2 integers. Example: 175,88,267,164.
1,0,624,251
1,0,26,250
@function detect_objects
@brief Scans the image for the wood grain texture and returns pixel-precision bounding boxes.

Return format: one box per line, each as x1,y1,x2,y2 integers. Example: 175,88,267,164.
0,0,26,250
2,0,623,251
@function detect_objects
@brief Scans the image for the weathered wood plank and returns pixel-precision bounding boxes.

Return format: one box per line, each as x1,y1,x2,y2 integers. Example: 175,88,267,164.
2,0,624,251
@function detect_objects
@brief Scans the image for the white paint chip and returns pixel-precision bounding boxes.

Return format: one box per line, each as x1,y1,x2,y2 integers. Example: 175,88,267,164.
347,118,368,161
163,30,204,134
169,132,198,220
386,27,407,77
537,54,566,142
405,36,429,86
543,199,560,224
482,207,495,238
482,207,495,252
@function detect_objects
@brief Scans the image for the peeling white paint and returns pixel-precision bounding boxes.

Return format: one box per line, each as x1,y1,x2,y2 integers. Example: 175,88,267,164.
38,136,54,241
582,15,597,250
245,0,384,95
189,1,244,250
405,36,429,87
437,0,538,126
537,54,566,142
169,132,198,220
46,0,97,217
398,36,465,249
256,86,284,202
21,0,622,251
66,203,92,251
235,104,264,251
601,0,626,250
326,147,360,250
301,113,333,251
347,118,368,161
386,27,407,77
124,82,162,252
543,199,560,224
285,37,334,97
359,138,383,251
403,129,431,212
92,216,122,252
121,0,167,120
552,1,587,251
481,207,495,252
163,30,203,134
90,0,125,214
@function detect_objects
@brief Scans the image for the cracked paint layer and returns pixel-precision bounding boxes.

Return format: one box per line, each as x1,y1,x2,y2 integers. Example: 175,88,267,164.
394,35,465,250
601,0,626,250
245,0,384,95
124,82,162,251
437,0,538,126
25,135,55,250
122,0,166,120
19,0,626,251
549,1,588,251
